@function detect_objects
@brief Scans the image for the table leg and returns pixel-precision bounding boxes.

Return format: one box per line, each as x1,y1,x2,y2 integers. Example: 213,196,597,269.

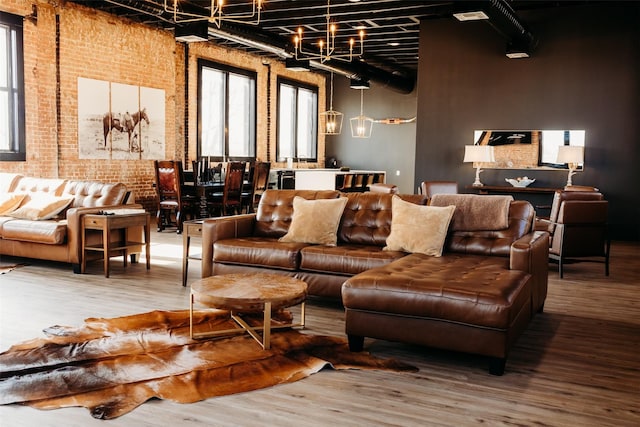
263,302,271,350
81,219,87,274
182,232,190,287
144,215,151,270
103,225,111,278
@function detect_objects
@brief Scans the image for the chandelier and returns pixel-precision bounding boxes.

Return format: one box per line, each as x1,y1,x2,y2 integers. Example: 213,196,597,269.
294,0,364,64
320,73,343,135
350,89,373,139
164,0,263,27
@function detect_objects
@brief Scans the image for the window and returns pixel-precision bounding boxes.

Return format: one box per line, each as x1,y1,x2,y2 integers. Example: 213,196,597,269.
198,59,256,160
0,12,26,161
277,78,318,161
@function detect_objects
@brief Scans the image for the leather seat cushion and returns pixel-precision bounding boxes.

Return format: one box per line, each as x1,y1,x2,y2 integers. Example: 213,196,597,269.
213,237,310,270
342,253,531,329
300,244,407,276
1,218,67,244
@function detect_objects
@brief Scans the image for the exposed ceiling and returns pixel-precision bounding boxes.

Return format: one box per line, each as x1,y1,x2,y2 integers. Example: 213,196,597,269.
67,1,593,92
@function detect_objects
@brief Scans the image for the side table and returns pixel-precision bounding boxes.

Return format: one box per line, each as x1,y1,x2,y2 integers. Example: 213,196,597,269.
182,219,204,287
81,210,151,278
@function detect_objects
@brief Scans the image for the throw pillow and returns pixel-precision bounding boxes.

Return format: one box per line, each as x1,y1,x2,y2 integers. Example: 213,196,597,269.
384,195,455,257
9,194,74,220
279,196,348,246
0,193,26,215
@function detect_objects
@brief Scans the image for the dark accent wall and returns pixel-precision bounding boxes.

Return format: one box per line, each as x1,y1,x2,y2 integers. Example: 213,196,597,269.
415,5,640,240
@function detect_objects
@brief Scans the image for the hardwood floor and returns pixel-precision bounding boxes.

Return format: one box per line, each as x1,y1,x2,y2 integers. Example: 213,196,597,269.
1,231,638,427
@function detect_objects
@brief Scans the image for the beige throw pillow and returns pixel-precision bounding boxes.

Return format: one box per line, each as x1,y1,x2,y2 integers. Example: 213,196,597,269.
0,193,26,215
385,195,455,257
9,194,74,220
279,196,348,246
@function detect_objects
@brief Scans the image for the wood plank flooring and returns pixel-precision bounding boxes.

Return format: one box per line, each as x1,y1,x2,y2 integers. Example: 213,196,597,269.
1,231,638,427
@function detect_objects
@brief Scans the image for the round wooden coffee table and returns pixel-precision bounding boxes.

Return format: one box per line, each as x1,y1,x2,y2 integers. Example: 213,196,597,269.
189,273,307,349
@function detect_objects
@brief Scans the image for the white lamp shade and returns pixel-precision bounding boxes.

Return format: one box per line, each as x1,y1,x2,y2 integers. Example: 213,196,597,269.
556,145,584,164
463,145,495,163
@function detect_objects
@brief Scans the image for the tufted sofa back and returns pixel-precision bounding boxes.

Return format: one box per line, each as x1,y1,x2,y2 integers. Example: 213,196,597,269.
61,181,128,208
12,177,67,195
338,192,428,246
254,189,340,237
445,200,535,257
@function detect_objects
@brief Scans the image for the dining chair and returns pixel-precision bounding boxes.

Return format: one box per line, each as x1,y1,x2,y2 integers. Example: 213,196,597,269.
419,181,459,198
242,161,270,213
207,161,246,216
153,160,198,233
548,200,610,278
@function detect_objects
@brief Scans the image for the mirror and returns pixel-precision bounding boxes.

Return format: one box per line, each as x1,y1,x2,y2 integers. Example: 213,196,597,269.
473,130,585,170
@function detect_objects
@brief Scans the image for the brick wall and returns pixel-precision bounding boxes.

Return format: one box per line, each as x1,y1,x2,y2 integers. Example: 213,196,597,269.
1,0,326,212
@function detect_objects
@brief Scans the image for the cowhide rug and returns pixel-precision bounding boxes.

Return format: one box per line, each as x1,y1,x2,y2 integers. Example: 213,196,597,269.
0,309,416,419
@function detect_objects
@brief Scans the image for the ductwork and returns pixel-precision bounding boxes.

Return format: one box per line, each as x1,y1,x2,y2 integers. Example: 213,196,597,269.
455,0,537,54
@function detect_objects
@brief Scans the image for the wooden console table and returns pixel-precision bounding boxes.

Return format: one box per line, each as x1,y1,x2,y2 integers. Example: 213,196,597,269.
466,185,560,195
81,210,151,278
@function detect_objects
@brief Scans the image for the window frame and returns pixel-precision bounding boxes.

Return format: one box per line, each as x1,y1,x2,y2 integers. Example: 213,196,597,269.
197,58,256,162
276,77,318,162
0,11,26,162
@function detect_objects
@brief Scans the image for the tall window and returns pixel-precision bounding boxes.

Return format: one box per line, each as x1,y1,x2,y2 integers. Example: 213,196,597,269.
198,59,256,160
0,12,25,161
277,78,318,161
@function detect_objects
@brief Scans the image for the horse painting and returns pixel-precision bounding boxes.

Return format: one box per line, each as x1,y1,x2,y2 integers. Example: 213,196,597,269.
102,108,150,152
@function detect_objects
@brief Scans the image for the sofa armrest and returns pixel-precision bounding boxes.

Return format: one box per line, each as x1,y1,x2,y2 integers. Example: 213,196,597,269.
510,231,549,314
201,214,257,277
66,204,144,265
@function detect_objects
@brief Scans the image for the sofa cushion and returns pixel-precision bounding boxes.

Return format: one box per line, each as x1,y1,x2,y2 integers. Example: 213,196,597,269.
445,200,535,257
61,181,128,207
0,173,23,193
300,244,406,276
430,194,513,231
0,193,26,215
279,196,348,246
384,195,455,257
254,190,340,238
342,253,531,330
11,177,66,196
338,193,428,246
9,194,74,220
1,218,67,244
213,237,310,270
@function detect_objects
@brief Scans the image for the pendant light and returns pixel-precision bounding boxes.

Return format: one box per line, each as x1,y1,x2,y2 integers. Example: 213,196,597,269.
320,72,343,135
350,89,373,138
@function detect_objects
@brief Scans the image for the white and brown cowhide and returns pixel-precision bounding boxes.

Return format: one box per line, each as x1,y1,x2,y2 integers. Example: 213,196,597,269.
0,309,416,419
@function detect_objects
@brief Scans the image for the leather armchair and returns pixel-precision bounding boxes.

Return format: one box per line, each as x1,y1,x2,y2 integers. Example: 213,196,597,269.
535,190,604,236
419,181,458,198
549,200,610,278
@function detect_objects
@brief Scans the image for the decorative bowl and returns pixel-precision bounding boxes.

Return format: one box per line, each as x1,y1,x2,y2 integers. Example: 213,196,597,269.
505,177,535,187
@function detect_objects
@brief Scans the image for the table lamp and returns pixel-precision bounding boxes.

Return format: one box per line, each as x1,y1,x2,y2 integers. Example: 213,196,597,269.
463,145,495,187
556,145,584,187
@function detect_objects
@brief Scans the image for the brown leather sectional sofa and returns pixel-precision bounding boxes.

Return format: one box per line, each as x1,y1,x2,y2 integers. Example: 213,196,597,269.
201,189,549,374
0,173,140,272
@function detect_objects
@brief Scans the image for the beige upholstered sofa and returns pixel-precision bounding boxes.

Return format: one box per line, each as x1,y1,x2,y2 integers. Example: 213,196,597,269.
0,173,140,272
